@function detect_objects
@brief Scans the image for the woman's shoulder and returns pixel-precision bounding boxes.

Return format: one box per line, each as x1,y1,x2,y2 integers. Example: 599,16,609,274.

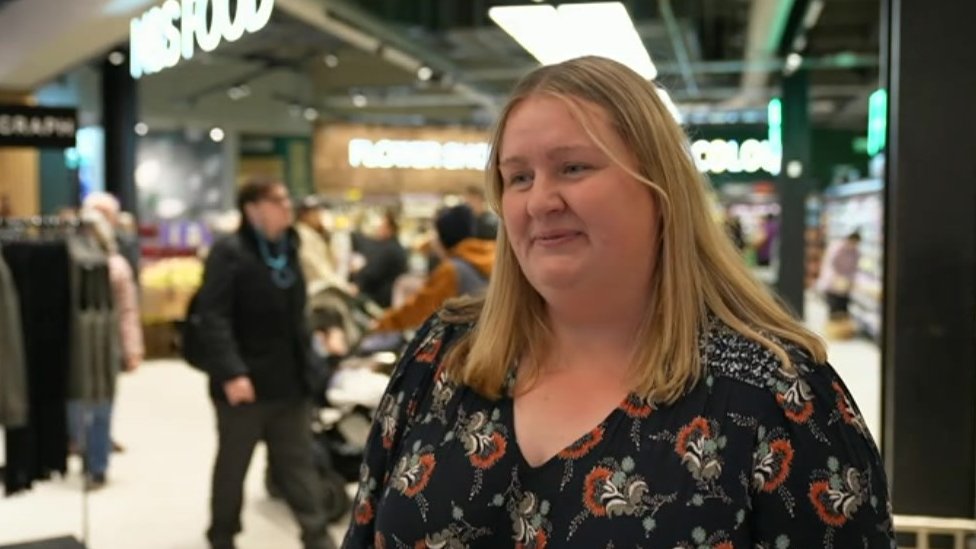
700,317,820,395
388,312,474,385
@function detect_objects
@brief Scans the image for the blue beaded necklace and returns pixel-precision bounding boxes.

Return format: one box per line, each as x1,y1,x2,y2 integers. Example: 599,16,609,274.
254,229,296,289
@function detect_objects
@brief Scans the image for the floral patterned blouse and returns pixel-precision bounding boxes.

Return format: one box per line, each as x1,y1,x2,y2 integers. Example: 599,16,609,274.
342,315,895,549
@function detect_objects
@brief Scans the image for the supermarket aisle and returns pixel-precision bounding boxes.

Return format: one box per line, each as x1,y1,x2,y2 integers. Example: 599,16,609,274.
0,362,348,549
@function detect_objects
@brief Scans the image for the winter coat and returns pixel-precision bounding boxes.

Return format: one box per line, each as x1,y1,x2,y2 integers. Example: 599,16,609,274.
295,221,346,294
352,236,408,308
108,254,143,362
195,223,313,402
375,238,494,331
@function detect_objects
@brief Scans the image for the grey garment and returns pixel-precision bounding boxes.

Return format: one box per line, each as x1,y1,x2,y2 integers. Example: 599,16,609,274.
67,234,120,401
208,400,334,549
0,245,28,427
448,256,488,297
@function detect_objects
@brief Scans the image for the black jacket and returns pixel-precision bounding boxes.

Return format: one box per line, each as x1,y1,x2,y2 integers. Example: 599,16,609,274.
196,223,311,402
352,236,407,308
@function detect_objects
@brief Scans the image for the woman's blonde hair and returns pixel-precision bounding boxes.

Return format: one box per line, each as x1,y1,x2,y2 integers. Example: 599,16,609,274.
442,56,826,404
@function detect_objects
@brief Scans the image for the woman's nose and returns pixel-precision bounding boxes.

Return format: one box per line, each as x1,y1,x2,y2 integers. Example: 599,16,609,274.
525,175,566,219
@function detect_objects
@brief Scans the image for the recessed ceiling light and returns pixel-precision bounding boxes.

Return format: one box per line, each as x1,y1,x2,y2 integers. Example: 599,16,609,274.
417,66,433,81
324,54,339,68
303,108,320,121
134,122,148,136
352,94,368,108
108,51,126,66
209,127,225,143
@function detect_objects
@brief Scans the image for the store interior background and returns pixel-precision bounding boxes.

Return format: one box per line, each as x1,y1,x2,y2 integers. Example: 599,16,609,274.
1,0,974,547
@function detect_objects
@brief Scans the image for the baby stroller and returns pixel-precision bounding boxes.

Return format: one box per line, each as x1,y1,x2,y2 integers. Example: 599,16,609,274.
264,287,405,522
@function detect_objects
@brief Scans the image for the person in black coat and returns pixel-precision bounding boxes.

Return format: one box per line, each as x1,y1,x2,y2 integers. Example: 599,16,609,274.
350,210,407,308
195,178,334,549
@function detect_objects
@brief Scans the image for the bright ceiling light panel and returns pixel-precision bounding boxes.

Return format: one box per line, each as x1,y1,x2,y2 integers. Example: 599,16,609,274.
489,2,656,80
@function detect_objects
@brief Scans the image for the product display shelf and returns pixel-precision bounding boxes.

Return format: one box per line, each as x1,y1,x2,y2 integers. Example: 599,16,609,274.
822,179,884,341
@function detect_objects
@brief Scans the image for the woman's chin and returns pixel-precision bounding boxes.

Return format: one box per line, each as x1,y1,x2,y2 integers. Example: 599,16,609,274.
526,268,584,294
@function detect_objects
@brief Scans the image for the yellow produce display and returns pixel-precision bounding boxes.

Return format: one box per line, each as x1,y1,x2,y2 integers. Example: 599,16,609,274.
140,257,204,324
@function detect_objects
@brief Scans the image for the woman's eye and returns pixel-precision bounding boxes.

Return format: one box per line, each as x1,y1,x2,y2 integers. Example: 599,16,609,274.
563,163,590,175
506,173,531,186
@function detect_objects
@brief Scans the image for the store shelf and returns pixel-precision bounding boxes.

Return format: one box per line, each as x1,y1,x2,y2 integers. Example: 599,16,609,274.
822,179,885,342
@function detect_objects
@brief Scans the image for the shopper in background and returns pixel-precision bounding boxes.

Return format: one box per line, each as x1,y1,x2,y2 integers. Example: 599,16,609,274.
350,210,407,308
724,208,746,251
68,208,143,490
464,185,499,240
817,231,862,319
195,179,334,549
372,204,494,332
755,212,779,267
294,196,348,295
344,56,893,548
82,192,140,279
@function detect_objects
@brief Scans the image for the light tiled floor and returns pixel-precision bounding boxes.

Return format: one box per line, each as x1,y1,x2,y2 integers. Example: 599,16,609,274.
0,294,882,548
0,364,349,548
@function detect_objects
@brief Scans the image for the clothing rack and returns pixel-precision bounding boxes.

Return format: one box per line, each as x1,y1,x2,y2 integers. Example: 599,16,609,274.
0,228,91,548
0,217,84,242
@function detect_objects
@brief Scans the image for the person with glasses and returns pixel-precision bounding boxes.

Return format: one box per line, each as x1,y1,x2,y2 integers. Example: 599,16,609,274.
195,178,335,549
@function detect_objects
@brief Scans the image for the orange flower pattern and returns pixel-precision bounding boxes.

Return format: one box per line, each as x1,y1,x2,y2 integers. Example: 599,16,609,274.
832,381,870,436
342,315,894,549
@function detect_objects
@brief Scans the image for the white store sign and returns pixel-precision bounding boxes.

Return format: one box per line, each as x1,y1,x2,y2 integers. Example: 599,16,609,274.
347,138,490,171
691,138,781,176
130,0,275,79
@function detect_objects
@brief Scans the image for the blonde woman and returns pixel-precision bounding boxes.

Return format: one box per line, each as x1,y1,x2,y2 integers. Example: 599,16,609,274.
342,57,893,548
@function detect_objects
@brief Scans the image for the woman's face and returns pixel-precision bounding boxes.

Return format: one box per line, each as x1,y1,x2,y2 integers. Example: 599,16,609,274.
498,95,659,298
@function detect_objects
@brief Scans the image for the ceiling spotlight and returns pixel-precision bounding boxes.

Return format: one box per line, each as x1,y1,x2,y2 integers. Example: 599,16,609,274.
209,127,225,143
134,122,148,136
303,107,320,121
785,52,804,75
352,94,368,108
324,54,339,68
108,51,126,66
417,66,433,81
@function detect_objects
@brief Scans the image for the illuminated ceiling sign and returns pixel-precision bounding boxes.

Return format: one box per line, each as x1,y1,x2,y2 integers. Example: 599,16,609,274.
348,139,490,171
691,139,781,175
130,0,275,79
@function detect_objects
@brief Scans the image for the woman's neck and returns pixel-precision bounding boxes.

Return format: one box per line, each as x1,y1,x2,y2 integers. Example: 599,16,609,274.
543,297,648,375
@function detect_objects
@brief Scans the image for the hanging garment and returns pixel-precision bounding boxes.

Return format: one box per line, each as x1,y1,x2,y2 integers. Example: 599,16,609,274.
2,241,71,495
0,245,27,428
67,234,119,402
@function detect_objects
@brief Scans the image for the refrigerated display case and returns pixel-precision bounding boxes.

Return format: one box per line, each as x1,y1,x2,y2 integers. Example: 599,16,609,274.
822,179,884,341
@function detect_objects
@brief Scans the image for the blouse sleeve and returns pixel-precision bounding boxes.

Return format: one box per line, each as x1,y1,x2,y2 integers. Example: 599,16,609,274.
748,360,895,549
342,314,455,548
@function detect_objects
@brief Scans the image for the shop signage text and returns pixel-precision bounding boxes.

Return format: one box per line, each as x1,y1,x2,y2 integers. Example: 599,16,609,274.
130,0,275,79
690,138,781,176
0,105,77,149
348,138,490,171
